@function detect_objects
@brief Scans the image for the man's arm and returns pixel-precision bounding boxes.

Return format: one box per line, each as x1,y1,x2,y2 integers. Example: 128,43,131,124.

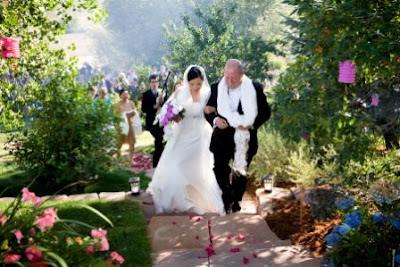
253,82,271,130
205,83,218,126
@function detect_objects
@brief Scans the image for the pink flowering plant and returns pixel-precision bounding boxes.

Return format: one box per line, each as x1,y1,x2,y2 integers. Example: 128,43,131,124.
0,187,125,266
324,180,400,266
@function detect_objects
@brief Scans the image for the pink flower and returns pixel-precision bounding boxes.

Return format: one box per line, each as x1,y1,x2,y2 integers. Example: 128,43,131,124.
0,211,7,226
243,256,250,264
230,247,240,253
339,60,357,84
110,251,125,264
22,187,37,202
13,229,23,243
105,259,113,266
4,253,21,264
87,245,95,254
98,237,110,251
25,246,43,262
35,207,58,231
371,93,379,107
91,228,107,239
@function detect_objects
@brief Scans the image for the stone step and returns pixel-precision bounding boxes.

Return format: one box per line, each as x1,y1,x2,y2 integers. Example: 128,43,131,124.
152,248,210,267
208,244,321,267
209,214,284,249
152,244,321,267
148,215,211,252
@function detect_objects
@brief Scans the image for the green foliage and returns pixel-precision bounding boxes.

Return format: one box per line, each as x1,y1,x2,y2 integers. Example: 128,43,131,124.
273,0,400,165
10,67,117,190
250,127,341,186
164,1,277,83
0,0,104,128
343,150,400,187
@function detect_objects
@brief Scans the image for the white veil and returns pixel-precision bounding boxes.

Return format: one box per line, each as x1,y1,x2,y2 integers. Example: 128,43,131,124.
160,65,211,141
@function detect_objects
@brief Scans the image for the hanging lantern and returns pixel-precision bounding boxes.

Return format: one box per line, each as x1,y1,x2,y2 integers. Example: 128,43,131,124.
262,174,274,193
338,60,356,84
129,177,141,195
1,37,20,59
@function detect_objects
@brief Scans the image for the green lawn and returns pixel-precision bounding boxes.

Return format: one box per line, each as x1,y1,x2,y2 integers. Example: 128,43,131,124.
55,200,152,267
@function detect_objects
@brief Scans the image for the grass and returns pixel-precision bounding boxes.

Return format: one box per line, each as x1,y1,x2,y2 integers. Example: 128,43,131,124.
84,169,151,193
55,200,152,267
0,199,152,267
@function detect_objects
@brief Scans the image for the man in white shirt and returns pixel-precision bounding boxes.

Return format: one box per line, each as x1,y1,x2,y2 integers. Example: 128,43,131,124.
205,59,271,214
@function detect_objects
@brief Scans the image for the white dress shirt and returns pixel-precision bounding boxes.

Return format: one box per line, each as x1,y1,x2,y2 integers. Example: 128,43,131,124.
228,87,241,111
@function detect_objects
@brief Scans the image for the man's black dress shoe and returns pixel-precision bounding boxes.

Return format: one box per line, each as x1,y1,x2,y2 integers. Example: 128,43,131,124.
232,202,241,213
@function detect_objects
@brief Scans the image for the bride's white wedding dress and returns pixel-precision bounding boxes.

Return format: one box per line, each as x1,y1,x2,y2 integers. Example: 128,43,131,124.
146,67,225,216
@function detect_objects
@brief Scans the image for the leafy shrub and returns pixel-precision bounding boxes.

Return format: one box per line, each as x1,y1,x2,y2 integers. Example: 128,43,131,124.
11,69,117,191
325,180,400,266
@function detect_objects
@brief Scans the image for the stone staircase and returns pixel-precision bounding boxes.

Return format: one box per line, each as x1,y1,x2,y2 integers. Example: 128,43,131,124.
146,190,322,266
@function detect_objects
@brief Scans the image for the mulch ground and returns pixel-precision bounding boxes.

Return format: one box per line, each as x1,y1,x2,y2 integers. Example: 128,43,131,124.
265,198,341,257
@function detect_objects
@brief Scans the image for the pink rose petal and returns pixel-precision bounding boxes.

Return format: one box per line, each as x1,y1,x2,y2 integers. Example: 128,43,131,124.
253,252,258,258
238,233,246,240
243,256,250,264
230,247,240,253
228,234,234,240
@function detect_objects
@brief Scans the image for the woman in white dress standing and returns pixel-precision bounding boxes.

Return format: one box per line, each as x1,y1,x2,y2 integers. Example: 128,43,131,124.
146,65,225,215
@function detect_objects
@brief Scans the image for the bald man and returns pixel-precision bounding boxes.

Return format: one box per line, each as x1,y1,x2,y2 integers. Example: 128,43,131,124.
205,59,271,214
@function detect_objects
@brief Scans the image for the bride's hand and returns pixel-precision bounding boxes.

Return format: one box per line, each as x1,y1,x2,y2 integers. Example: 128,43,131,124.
204,106,216,114
172,115,182,123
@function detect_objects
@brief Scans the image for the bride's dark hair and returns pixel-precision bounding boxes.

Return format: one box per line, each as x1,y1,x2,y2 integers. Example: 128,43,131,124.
187,66,204,82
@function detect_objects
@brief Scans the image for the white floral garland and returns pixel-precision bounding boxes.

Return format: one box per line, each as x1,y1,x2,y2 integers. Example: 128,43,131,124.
217,75,258,175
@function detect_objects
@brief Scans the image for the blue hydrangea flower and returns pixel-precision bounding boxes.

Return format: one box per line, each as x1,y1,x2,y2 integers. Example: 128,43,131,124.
395,254,400,264
389,216,400,230
334,196,355,210
332,224,351,236
345,210,362,228
371,212,386,224
325,233,341,247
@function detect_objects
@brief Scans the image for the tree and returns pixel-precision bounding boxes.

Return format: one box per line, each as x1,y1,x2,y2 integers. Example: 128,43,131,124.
272,0,400,163
164,1,278,83
0,0,104,128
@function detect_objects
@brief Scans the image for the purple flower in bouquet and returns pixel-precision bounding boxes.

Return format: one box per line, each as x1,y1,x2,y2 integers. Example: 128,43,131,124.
156,100,185,127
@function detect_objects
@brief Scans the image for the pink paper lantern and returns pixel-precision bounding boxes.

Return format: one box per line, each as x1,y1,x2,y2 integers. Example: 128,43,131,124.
1,37,20,58
338,60,356,84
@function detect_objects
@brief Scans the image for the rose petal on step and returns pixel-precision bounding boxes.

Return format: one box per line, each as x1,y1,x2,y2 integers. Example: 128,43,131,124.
230,247,240,253
196,235,199,240
252,252,258,258
196,217,201,222
228,234,234,240
210,235,214,240
238,233,246,240
243,256,250,264
189,214,194,220
172,221,177,225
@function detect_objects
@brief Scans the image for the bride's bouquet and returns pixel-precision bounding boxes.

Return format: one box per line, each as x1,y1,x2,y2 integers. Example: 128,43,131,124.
154,99,185,127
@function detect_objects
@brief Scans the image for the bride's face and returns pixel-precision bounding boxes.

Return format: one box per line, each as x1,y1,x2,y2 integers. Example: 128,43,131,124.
188,77,203,92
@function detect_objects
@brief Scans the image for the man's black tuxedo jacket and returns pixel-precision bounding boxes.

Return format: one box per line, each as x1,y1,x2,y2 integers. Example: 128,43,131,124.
141,89,159,129
205,81,271,157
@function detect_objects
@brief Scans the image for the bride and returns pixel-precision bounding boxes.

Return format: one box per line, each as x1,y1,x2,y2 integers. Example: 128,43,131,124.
146,65,225,215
